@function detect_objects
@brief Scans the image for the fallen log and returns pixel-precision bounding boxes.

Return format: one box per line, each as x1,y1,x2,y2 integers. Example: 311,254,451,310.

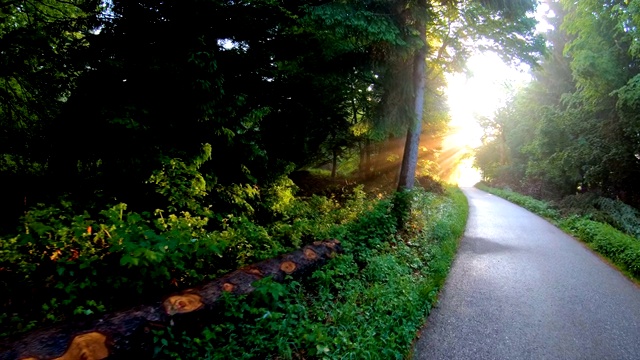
0,239,342,360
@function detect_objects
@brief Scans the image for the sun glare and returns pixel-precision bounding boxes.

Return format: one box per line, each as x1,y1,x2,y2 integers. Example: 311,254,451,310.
440,52,531,187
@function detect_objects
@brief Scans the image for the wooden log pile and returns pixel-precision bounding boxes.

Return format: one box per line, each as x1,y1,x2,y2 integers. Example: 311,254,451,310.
0,239,342,360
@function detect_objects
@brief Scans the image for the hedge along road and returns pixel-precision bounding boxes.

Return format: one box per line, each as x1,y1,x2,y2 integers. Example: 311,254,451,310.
413,187,640,360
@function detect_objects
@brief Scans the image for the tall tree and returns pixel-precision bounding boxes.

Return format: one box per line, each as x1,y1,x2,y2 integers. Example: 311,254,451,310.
396,0,543,191
398,0,429,190
0,0,102,230
475,0,640,205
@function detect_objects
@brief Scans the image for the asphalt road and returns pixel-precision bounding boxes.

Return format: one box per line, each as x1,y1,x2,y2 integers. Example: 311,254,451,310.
413,187,640,360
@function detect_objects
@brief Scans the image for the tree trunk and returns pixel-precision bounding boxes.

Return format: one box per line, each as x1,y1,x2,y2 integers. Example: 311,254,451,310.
365,138,371,176
397,4,427,191
1,240,342,360
331,149,337,178
359,141,366,175
499,132,507,165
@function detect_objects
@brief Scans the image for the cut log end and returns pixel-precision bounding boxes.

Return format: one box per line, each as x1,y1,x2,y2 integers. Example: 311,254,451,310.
54,332,108,360
303,248,318,260
324,239,340,249
280,261,297,274
163,293,203,315
245,267,263,277
20,332,109,360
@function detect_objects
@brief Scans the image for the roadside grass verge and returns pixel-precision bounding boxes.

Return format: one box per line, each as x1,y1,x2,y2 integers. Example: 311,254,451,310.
475,183,560,220
476,183,640,282
153,187,469,359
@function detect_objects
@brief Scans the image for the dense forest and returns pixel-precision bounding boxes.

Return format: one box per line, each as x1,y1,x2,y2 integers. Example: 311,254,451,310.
0,0,543,358
476,0,640,210
0,0,542,230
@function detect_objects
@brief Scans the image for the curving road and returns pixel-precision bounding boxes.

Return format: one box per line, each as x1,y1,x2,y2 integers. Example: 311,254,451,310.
413,187,640,360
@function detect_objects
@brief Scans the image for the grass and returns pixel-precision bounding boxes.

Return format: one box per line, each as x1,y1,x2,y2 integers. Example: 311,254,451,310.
476,183,560,220
559,217,640,280
0,178,468,358
153,186,469,359
476,183,640,282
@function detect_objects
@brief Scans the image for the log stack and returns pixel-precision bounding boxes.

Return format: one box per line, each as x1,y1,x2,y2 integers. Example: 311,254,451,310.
0,239,342,360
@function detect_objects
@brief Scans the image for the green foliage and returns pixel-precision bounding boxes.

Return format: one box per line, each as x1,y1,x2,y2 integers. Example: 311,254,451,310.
148,144,213,214
150,187,468,359
476,183,560,220
594,197,640,239
391,190,413,232
556,193,640,239
130,189,468,359
560,217,640,280
304,1,405,55
0,182,371,336
475,0,640,207
0,201,221,335
0,0,409,231
0,0,103,231
0,0,102,138
260,176,298,215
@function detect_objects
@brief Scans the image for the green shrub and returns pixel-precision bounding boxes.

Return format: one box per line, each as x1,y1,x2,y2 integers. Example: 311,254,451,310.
1,183,469,359
560,217,640,279
556,193,640,239
594,197,640,239
151,187,469,359
0,202,228,335
0,184,369,337
476,183,559,220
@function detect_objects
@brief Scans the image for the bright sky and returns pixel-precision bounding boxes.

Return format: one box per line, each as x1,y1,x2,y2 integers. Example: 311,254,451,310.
446,52,531,146
442,2,551,187
443,54,531,186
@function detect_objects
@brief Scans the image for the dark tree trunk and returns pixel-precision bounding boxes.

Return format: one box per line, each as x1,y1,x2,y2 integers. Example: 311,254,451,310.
331,149,337,178
365,138,371,176
359,141,366,174
397,9,427,191
1,240,342,360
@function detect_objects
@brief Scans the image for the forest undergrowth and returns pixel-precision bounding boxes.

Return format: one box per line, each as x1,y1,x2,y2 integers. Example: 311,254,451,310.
0,175,468,359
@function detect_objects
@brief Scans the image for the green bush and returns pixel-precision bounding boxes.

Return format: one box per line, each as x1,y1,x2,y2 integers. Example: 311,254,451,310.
0,183,369,336
594,197,640,239
1,181,469,359
560,217,640,279
476,183,559,220
0,202,227,335
151,187,469,359
556,193,640,239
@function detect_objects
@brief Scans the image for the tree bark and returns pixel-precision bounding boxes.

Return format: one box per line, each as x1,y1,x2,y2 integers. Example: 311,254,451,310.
359,140,366,175
365,138,371,176
331,149,337,178
0,240,342,360
397,5,427,191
